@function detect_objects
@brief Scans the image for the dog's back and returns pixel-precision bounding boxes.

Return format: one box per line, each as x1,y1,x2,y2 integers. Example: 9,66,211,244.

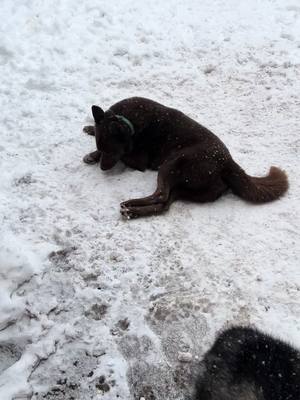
195,326,300,400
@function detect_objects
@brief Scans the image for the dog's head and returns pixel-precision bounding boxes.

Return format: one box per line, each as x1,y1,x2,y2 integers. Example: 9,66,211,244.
91,105,133,170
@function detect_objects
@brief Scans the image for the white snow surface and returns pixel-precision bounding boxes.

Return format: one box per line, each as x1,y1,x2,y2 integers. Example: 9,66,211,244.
0,0,299,399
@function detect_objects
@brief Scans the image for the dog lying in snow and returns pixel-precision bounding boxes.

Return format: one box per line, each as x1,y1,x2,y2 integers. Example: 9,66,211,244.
83,97,288,218
194,326,300,400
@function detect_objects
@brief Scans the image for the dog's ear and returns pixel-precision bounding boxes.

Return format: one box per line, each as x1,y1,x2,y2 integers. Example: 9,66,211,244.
91,105,104,123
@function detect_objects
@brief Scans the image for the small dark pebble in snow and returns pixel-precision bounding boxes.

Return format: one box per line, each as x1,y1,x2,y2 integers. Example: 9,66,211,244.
57,378,67,385
118,318,130,330
68,383,79,390
14,173,35,186
204,64,216,74
96,375,110,393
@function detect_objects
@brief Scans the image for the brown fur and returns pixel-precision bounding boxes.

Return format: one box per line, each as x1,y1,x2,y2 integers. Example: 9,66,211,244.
223,161,289,203
83,97,288,218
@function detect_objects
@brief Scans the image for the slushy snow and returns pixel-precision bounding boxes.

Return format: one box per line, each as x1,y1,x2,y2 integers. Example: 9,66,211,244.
0,0,299,399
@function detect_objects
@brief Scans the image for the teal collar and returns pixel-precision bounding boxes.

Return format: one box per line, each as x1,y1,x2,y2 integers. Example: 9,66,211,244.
116,114,135,136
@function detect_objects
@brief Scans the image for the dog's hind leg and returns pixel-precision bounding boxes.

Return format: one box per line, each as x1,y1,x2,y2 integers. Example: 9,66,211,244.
120,159,176,208
120,153,227,218
120,158,179,217
179,178,228,203
120,191,176,219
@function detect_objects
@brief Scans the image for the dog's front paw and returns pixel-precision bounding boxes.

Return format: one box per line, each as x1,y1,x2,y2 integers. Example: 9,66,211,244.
83,125,95,136
83,153,98,164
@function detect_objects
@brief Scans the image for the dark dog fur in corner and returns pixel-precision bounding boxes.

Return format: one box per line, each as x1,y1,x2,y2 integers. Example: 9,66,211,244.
194,326,300,400
83,97,288,218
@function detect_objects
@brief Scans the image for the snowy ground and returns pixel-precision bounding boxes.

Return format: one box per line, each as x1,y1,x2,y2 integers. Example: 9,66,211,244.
0,0,299,399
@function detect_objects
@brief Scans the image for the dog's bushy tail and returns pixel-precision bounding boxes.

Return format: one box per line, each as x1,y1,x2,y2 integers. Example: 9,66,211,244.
223,160,288,203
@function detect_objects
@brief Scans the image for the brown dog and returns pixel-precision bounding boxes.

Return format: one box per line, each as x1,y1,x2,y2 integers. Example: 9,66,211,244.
83,97,288,218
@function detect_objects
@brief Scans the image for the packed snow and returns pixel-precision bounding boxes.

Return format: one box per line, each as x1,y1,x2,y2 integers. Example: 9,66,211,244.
0,0,299,399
